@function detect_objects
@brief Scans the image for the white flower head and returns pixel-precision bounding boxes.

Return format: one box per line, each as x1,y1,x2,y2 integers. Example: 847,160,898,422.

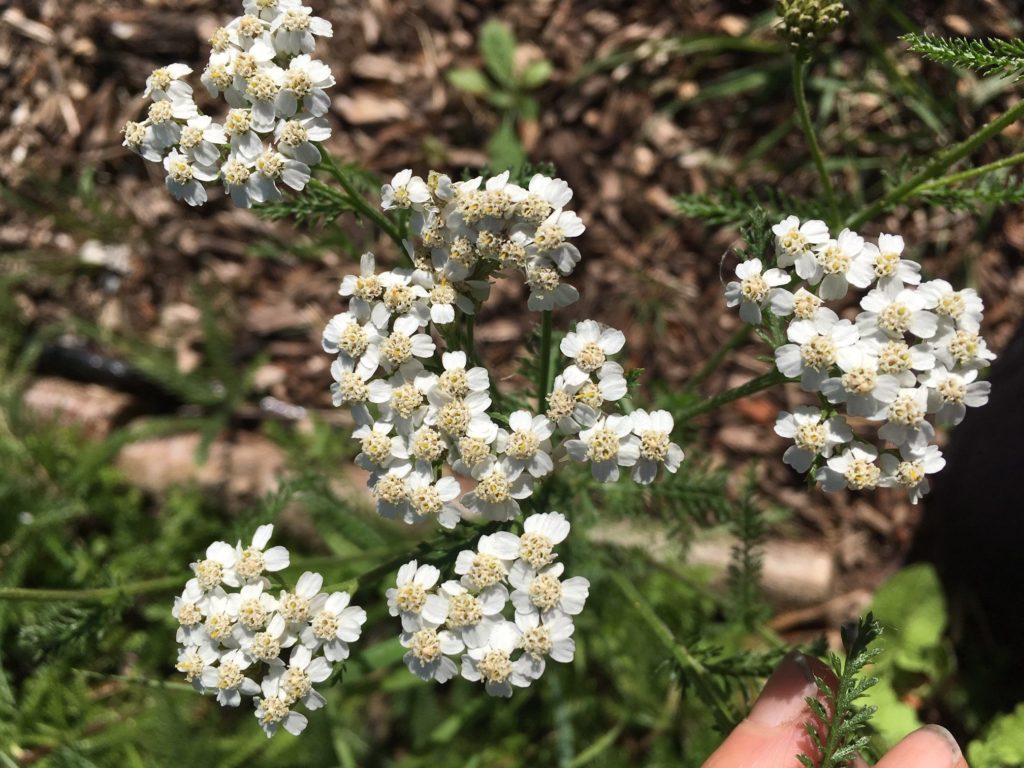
816,442,883,492
274,113,331,165
233,524,290,585
276,54,335,117
880,443,945,504
382,169,432,211
512,611,576,682
857,282,938,341
921,367,990,425
627,409,684,484
455,531,521,591
300,591,366,662
254,674,309,738
509,561,590,620
462,457,534,521
564,412,639,482
917,279,984,333
460,620,531,698
270,6,333,55
802,228,873,300
199,648,261,707
930,326,997,372
441,580,508,648
173,580,210,645
162,150,218,207
774,406,852,473
877,386,933,447
518,512,570,570
820,343,901,419
386,560,448,632
774,309,859,391
400,615,464,683
724,258,791,324
560,320,625,387
865,233,921,288
144,63,194,104
773,215,829,267
263,644,332,711
191,540,237,591
497,411,555,478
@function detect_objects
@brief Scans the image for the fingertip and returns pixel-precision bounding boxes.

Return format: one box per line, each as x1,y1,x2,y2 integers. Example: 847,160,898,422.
703,652,832,767
875,725,967,768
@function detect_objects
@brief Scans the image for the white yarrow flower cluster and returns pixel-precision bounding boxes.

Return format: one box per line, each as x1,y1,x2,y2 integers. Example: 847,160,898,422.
386,169,585,311
555,320,684,484
727,216,994,503
124,0,334,206
174,525,366,737
389,512,586,697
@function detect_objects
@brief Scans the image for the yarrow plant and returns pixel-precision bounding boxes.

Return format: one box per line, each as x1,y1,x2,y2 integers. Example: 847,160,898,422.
100,0,1010,758
725,217,993,503
173,525,366,737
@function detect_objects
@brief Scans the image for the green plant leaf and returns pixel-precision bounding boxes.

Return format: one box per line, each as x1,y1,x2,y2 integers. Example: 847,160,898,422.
479,19,518,88
487,118,526,170
447,67,491,95
871,563,946,674
520,59,553,88
968,703,1024,768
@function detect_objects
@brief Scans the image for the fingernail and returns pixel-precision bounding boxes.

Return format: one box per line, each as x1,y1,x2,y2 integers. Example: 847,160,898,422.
918,725,963,764
748,652,819,728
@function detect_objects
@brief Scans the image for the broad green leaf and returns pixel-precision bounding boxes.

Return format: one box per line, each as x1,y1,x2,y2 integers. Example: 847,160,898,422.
968,704,1024,767
487,118,526,171
871,563,946,674
863,677,921,749
446,67,490,95
479,19,517,88
520,59,553,88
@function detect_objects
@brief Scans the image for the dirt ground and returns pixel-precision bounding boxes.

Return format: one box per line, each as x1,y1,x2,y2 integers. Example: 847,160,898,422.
2,0,1023,649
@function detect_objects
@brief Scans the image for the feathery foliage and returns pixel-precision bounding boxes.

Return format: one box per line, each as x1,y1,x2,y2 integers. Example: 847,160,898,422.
799,614,884,768
904,33,1024,80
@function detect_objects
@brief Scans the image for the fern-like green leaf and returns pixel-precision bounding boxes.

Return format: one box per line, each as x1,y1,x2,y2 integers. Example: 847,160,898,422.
800,613,884,768
903,33,1024,81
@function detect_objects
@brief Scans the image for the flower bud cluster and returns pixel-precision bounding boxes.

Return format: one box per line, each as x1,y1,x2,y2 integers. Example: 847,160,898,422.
173,525,366,737
725,216,994,502
388,512,586,697
776,0,849,51
123,0,334,207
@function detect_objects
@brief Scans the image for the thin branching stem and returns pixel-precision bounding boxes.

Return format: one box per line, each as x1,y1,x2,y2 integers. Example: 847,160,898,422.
846,98,1024,229
0,577,185,603
792,58,840,228
537,310,553,408
687,324,750,390
611,572,735,732
677,370,788,423
315,146,407,255
916,149,1024,192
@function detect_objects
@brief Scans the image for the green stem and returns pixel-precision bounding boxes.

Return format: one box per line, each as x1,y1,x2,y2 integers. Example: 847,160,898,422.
846,98,1024,230
677,369,788,423
315,147,407,256
687,324,751,390
792,58,840,228
610,572,735,733
537,310,553,409
915,149,1024,192
0,576,185,603
0,548,398,604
